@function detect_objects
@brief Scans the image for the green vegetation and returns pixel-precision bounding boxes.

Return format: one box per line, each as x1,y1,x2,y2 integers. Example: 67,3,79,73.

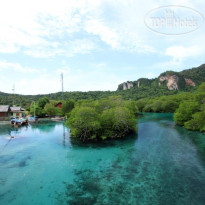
66,96,138,142
136,92,193,113
118,64,205,92
174,83,205,132
1,64,205,106
28,98,75,117
62,100,75,116
0,63,204,135
135,82,205,133
180,64,205,85
44,102,62,116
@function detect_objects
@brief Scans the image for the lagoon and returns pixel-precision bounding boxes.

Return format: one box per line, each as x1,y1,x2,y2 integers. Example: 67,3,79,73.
0,113,205,205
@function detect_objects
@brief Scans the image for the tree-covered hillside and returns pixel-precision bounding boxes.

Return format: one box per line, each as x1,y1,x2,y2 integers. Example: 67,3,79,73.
180,64,205,85
0,64,204,106
118,64,205,91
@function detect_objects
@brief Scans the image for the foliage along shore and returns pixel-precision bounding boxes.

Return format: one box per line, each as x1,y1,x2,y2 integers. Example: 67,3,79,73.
21,96,138,142
30,82,204,138
136,83,205,133
66,96,139,142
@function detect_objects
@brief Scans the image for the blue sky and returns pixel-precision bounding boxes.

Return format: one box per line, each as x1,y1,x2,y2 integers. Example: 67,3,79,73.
0,0,204,94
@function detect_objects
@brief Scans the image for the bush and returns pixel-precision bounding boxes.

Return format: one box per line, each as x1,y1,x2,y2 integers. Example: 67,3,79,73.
161,100,179,113
174,101,200,126
67,107,101,141
62,100,75,115
100,107,136,138
44,103,62,116
66,97,138,141
185,111,205,132
136,99,148,112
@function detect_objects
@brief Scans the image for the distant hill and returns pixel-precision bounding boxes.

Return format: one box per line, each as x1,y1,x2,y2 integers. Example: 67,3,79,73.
0,64,205,106
118,64,205,91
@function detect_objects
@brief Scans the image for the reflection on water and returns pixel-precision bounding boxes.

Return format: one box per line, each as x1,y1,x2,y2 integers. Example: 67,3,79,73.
0,114,205,205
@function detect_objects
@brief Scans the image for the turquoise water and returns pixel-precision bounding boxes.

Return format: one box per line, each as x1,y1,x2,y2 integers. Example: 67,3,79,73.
1,114,205,205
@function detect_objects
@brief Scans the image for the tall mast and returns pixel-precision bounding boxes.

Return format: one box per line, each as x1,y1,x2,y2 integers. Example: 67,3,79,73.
12,84,15,106
61,73,64,101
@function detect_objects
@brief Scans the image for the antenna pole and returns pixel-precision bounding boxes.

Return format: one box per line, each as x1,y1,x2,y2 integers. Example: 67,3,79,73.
12,84,15,106
61,73,64,101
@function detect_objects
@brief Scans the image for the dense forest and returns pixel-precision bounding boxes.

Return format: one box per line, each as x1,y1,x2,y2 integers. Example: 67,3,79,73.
0,87,178,107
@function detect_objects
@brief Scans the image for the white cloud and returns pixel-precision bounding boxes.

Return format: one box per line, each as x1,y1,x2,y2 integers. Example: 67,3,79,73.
0,43,19,53
0,0,158,57
24,39,96,58
0,61,38,73
0,0,90,57
165,46,203,61
85,19,120,49
0,0,205,95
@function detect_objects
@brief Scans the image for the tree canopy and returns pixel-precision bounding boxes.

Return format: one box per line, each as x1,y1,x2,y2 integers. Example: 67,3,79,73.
66,96,138,142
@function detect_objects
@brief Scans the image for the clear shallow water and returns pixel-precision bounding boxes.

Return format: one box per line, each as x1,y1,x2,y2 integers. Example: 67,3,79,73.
0,114,205,205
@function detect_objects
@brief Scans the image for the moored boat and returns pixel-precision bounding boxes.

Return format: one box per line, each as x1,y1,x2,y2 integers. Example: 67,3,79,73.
11,117,28,126
28,116,38,124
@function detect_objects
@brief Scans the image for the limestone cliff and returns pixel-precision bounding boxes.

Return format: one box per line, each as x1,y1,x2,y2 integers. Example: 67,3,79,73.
117,64,205,91
118,74,196,91
185,78,196,87
159,75,179,90
118,82,134,90
159,74,196,90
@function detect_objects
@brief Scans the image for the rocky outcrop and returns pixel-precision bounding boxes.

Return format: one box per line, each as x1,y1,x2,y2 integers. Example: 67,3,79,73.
159,75,179,90
122,82,134,90
118,82,134,90
159,75,196,90
118,70,197,91
185,78,196,87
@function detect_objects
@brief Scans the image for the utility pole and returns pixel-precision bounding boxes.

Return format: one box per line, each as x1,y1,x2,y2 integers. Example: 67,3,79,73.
61,73,64,101
12,84,15,106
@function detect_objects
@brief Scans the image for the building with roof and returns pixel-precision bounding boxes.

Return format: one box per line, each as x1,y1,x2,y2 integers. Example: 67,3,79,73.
0,105,11,120
10,107,26,118
55,102,62,109
0,105,26,120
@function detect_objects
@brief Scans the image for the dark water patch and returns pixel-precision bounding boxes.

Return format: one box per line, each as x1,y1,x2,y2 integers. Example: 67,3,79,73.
0,178,7,186
7,156,31,168
19,160,27,167
70,134,137,149
0,190,16,204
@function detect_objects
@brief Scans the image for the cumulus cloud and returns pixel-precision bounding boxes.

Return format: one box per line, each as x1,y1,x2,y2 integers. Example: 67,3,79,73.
0,0,205,94
165,46,203,61
0,61,38,73
0,0,158,57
